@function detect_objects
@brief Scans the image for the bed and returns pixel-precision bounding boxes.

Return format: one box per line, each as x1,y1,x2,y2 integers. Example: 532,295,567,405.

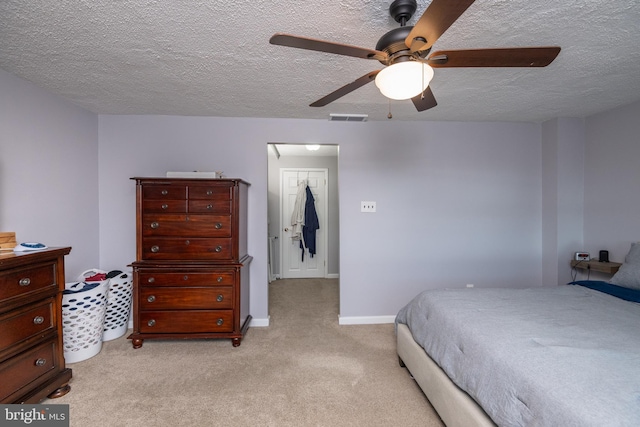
395,244,640,427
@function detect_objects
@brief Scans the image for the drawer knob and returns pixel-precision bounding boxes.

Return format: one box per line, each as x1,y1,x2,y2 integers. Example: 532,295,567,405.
215,223,222,229
216,294,224,302
206,190,213,195
217,318,224,326
185,240,190,245
148,277,155,283
35,358,47,367
19,277,31,286
33,316,45,325
161,204,168,210
183,275,189,281
215,246,222,253
161,190,168,195
217,276,223,282
147,295,156,303
151,245,160,253
147,319,156,327
206,204,213,210
150,222,159,229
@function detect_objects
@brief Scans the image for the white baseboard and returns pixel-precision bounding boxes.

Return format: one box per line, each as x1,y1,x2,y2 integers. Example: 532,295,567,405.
250,315,394,327
338,315,396,325
250,316,270,327
326,273,339,279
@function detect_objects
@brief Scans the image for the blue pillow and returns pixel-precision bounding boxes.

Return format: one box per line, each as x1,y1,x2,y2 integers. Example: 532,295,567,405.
568,280,640,303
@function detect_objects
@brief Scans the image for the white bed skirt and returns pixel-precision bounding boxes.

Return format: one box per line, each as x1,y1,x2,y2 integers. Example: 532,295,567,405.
396,323,496,427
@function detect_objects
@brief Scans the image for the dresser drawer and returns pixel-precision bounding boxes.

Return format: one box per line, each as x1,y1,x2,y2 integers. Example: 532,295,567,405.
143,185,187,200
141,238,233,260
188,199,232,214
140,287,234,310
0,299,54,354
0,262,56,302
142,199,187,213
142,214,231,237
139,271,236,287
139,310,234,333
0,340,57,401
188,185,232,200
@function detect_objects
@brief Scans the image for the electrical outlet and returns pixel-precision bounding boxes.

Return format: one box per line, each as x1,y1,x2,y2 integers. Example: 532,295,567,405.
360,201,376,212
466,284,474,288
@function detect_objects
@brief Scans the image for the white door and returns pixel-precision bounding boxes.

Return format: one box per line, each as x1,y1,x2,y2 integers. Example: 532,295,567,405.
280,168,327,278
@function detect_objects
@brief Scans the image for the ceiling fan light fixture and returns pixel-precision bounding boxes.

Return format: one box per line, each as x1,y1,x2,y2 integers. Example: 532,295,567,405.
374,61,434,100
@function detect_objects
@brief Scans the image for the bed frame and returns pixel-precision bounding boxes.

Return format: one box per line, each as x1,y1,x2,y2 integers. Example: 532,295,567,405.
396,323,497,427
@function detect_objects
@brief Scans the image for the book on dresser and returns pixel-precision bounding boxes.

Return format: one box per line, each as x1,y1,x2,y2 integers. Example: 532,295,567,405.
128,177,252,348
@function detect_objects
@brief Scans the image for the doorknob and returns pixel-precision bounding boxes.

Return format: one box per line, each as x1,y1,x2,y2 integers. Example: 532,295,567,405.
284,227,289,232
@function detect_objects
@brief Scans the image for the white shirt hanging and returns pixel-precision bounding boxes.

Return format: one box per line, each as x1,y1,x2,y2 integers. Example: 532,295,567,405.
290,180,307,242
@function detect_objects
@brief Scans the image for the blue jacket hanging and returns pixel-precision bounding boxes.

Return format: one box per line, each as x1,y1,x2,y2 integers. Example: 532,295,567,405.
300,185,319,261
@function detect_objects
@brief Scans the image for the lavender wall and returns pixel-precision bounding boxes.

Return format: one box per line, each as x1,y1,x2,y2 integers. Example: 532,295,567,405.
0,69,99,278
584,100,640,261
97,116,543,323
337,121,542,321
541,118,585,285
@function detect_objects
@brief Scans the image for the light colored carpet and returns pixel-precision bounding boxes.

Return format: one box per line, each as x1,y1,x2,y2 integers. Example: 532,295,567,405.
46,278,443,426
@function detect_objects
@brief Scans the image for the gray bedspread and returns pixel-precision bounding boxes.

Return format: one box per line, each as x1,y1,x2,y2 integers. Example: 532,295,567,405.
396,286,640,427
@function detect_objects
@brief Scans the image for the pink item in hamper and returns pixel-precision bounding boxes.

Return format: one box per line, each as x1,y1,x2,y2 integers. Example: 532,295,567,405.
84,272,107,281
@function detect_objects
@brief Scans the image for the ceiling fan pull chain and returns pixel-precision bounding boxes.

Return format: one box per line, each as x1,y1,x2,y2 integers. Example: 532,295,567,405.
387,99,393,119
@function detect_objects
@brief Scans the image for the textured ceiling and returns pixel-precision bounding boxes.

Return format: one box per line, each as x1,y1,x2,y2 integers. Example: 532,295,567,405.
1,0,639,122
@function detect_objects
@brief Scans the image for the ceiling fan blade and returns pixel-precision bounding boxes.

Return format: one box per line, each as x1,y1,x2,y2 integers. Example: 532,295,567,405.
412,86,438,112
406,0,476,52
270,33,388,62
310,71,381,107
427,47,561,67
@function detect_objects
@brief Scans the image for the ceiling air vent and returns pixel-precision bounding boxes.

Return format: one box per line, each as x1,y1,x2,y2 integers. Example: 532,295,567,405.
329,113,368,122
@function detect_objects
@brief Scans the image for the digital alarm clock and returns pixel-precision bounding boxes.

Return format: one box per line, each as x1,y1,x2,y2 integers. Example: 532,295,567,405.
574,252,590,261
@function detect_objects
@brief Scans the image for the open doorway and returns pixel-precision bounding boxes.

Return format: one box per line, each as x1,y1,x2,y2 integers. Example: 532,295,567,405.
280,167,329,278
266,143,340,314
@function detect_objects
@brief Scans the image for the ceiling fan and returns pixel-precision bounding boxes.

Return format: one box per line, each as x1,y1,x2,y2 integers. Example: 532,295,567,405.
269,0,561,112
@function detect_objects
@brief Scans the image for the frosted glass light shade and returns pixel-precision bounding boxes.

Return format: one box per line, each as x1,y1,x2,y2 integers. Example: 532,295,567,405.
375,62,434,100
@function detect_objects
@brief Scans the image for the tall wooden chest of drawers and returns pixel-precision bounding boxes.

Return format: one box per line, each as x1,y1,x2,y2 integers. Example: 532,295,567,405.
0,247,72,403
128,178,251,348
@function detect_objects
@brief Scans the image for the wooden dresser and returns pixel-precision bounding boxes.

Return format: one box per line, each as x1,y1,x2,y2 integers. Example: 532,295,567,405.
128,178,251,348
0,247,72,403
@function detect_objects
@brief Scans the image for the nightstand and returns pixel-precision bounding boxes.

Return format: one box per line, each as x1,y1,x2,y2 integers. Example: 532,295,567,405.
570,260,622,274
